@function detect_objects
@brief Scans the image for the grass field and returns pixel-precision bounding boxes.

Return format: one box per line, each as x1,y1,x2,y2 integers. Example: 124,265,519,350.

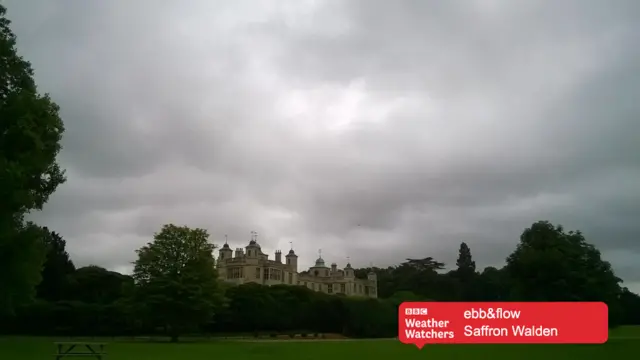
2,327,638,360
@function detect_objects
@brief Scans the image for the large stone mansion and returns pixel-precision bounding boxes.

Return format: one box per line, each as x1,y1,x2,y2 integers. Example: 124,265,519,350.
216,234,378,298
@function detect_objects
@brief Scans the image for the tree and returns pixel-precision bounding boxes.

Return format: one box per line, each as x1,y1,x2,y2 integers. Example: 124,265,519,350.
619,287,640,325
132,224,222,342
505,221,622,324
404,257,445,272
0,222,48,315
391,258,447,300
453,242,478,300
455,242,476,278
67,266,133,304
477,266,509,301
36,228,76,301
0,4,66,314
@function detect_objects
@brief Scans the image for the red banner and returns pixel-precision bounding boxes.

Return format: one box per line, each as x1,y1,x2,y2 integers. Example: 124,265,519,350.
398,302,608,348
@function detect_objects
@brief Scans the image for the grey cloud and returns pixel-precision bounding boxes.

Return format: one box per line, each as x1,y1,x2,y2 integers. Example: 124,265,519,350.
5,0,640,292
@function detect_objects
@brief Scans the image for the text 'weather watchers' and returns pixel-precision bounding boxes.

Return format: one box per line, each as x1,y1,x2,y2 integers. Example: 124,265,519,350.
398,302,608,348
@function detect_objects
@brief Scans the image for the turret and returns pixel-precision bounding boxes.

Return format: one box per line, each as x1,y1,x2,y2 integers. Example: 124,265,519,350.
245,231,261,257
344,262,354,278
235,248,244,258
367,270,377,281
275,250,282,263
311,253,330,277
367,270,378,298
218,241,233,265
285,249,298,272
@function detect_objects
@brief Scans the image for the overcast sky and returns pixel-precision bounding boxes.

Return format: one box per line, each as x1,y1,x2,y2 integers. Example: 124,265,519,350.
5,0,640,292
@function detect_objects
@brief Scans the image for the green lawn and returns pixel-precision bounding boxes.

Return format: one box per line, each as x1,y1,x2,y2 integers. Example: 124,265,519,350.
2,327,638,360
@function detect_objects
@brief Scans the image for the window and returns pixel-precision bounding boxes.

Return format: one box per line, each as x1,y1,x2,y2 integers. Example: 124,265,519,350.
269,268,282,281
288,272,293,284
255,267,261,279
325,270,329,276
227,267,243,279
340,284,345,293
312,283,315,290
263,268,269,280
328,284,333,294
287,258,290,265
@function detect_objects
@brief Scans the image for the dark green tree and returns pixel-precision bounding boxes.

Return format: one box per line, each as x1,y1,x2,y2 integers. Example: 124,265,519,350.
455,242,476,278
67,265,133,304
387,290,425,305
477,266,509,301
505,221,622,325
393,258,447,300
619,287,640,325
132,224,223,342
0,5,66,314
36,228,76,301
453,242,477,300
404,257,445,272
0,223,48,314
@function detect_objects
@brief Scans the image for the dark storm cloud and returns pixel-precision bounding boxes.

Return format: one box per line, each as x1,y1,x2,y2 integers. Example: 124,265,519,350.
4,0,640,291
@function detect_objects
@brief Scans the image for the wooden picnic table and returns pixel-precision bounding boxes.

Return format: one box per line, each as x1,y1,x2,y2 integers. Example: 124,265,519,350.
54,342,107,360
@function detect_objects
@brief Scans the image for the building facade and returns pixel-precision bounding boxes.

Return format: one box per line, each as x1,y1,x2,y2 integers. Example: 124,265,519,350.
216,237,377,298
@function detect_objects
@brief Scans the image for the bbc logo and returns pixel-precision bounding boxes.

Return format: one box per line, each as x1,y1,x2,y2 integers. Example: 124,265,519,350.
405,308,428,315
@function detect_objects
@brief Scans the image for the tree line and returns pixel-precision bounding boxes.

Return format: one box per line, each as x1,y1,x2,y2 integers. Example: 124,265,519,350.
1,221,639,341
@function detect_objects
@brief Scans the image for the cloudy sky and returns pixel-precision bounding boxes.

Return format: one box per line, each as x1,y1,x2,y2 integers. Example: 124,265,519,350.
5,0,640,292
